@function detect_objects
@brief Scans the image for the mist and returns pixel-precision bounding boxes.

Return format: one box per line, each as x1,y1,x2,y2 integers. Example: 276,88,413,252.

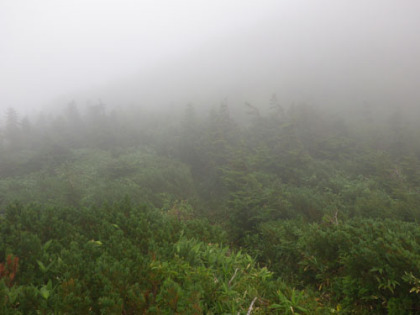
1,0,420,117
2,1,420,313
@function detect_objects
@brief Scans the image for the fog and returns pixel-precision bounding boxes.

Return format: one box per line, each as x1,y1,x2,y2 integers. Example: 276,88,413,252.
2,3,420,312
1,0,420,116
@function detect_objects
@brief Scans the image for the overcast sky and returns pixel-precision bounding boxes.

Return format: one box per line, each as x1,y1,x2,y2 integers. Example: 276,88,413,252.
1,0,420,115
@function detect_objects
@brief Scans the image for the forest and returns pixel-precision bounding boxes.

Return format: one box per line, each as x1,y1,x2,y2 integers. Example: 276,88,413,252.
0,99,420,314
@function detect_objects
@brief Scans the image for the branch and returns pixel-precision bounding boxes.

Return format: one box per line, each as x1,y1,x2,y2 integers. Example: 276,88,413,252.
228,268,239,287
246,297,258,315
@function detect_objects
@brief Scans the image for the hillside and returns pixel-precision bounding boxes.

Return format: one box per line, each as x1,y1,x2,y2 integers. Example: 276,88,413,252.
0,102,420,313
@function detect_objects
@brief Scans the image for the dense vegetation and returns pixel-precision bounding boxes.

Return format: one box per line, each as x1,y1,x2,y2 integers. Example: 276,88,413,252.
0,100,419,314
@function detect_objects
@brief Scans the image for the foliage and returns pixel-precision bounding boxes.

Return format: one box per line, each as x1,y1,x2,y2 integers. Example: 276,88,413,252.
249,218,420,313
0,101,419,313
0,201,328,314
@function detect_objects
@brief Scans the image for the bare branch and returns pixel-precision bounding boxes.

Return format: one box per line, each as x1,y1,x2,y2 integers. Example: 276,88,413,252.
228,268,239,287
246,297,258,315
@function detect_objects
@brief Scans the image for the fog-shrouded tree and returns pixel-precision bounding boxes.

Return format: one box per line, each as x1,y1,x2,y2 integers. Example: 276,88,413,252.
3,107,22,151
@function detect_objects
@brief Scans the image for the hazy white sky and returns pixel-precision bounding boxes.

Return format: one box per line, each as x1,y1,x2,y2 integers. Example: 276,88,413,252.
1,0,420,114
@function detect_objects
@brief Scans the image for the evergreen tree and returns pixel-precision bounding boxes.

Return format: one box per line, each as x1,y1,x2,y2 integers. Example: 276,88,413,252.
4,107,22,151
